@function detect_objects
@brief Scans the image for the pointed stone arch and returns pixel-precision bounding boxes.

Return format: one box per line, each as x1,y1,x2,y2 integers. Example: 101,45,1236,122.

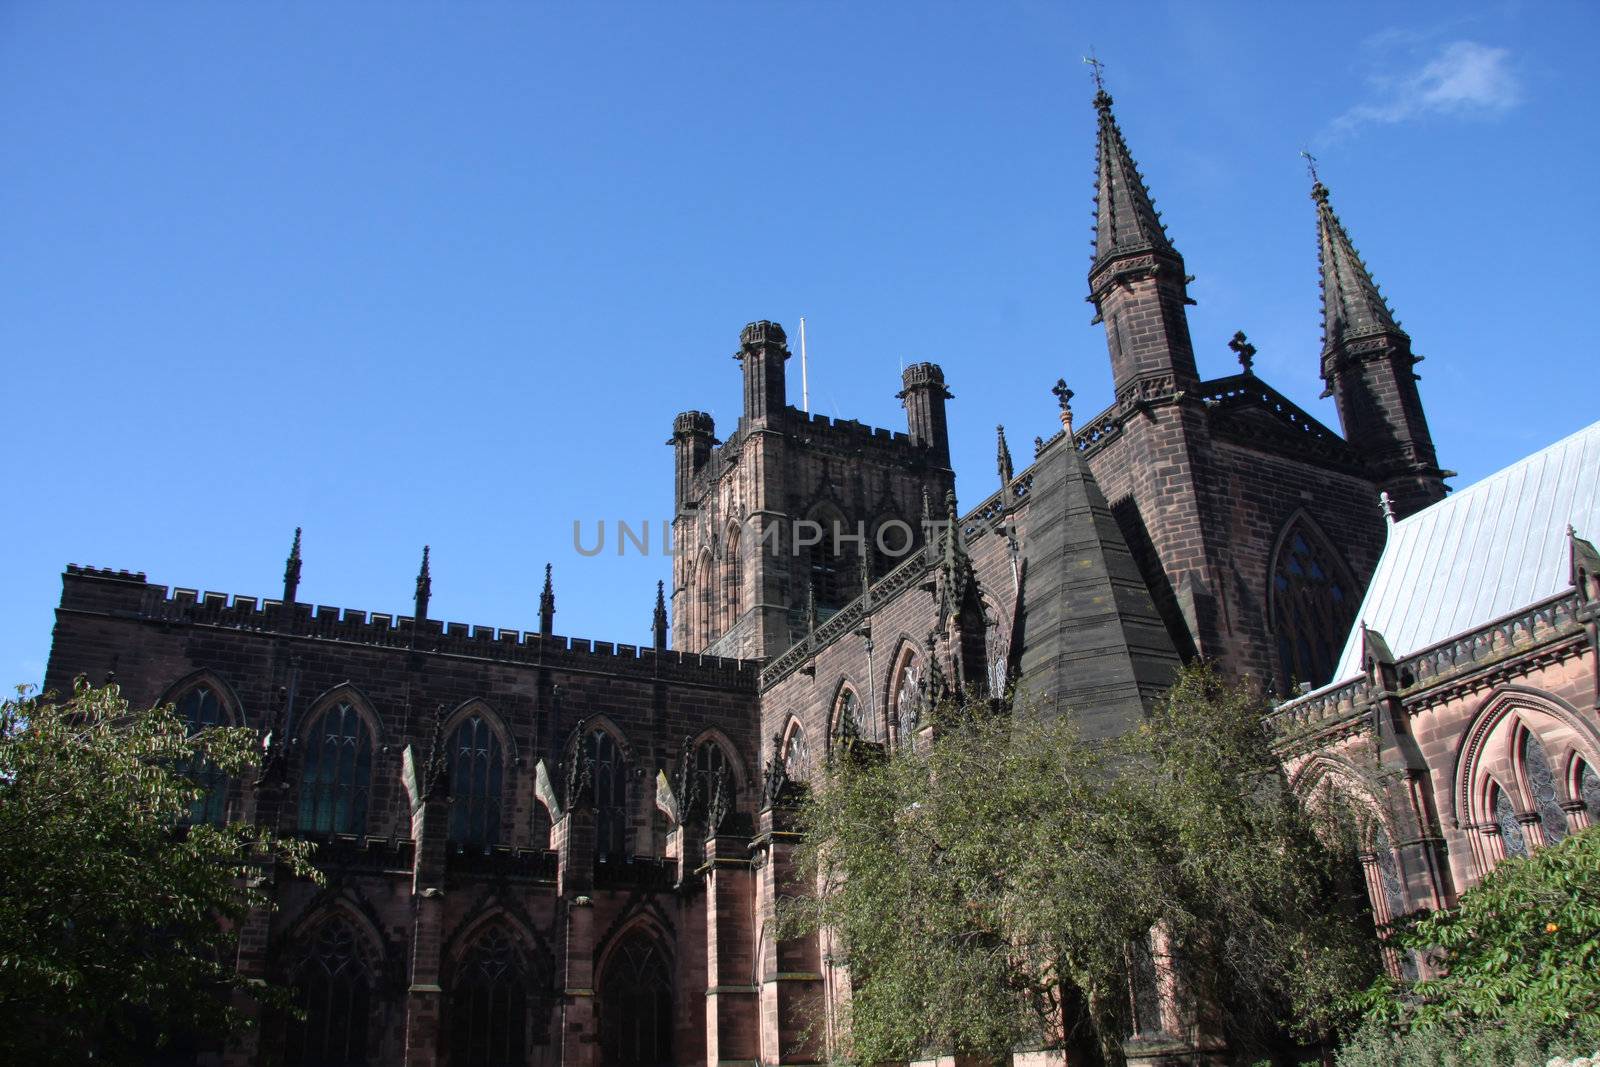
723,519,745,634
779,716,814,784
157,668,246,726
281,899,389,1067
828,678,866,743
444,906,556,1058
298,681,385,747
802,500,859,615
686,725,750,793
885,638,923,746
595,917,674,1067
1451,685,1600,874
295,682,381,837
1267,509,1360,695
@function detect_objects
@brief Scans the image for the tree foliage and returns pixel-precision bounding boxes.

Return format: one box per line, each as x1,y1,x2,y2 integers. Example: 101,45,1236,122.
779,663,1381,1065
0,681,319,1064
1342,823,1600,1064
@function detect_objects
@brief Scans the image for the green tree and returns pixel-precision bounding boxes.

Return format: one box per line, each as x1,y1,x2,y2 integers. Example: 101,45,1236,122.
0,681,319,1064
780,663,1380,1066
1341,823,1600,1065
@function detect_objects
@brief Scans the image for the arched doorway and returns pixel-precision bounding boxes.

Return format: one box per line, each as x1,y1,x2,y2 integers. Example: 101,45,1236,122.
597,932,671,1067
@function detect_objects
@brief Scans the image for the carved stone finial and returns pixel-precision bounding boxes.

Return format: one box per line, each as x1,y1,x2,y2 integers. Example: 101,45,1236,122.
996,424,1014,488
706,763,731,834
539,562,555,637
421,702,450,800
673,734,700,824
283,527,303,606
414,545,432,622
1229,330,1257,376
805,580,819,633
761,731,791,810
1379,491,1396,525
1052,378,1075,435
652,579,668,651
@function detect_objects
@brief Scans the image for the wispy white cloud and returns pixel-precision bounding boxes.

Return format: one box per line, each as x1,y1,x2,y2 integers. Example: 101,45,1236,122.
1328,39,1522,139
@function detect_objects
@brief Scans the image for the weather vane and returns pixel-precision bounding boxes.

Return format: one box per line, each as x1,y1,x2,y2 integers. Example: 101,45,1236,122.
1300,149,1320,184
1083,49,1105,92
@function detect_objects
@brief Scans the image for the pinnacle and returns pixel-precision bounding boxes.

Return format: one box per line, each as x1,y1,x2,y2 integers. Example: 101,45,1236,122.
1314,181,1404,353
1091,91,1176,267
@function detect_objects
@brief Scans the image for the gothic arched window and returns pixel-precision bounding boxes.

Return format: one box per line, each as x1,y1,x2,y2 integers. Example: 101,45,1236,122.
448,715,504,849
690,739,730,822
1370,823,1407,924
176,685,230,825
833,687,860,741
588,730,628,859
784,727,812,784
1492,782,1527,860
448,929,528,1067
1581,760,1600,819
805,507,858,618
1520,732,1567,846
1270,519,1357,695
695,549,716,645
891,654,921,744
299,702,374,836
285,918,372,1066
723,526,743,633
598,934,672,1067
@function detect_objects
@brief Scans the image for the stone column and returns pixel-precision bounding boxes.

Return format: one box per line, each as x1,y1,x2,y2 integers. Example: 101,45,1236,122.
754,805,823,1067
403,791,449,1067
554,808,598,1067
703,830,759,1067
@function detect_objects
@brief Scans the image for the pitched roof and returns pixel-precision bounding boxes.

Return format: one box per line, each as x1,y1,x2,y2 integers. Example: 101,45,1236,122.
1329,419,1600,683
1017,431,1181,736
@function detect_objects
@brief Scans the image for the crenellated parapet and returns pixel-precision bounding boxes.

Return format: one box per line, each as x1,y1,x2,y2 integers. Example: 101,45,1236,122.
58,564,758,689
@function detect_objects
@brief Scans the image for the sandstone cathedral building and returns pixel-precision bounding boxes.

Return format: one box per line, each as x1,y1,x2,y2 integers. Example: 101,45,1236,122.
42,84,1600,1067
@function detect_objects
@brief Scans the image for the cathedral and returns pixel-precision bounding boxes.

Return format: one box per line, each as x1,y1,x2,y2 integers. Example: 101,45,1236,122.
41,82,1600,1067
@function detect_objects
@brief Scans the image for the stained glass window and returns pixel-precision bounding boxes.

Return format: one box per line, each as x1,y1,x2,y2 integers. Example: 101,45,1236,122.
1492,783,1527,860
448,929,528,1067
285,919,371,1066
1581,760,1600,819
834,689,860,739
1522,733,1567,845
1371,824,1406,922
177,686,229,826
785,728,812,783
588,730,627,859
894,659,921,743
1271,523,1357,696
448,715,504,849
299,703,373,836
598,935,672,1067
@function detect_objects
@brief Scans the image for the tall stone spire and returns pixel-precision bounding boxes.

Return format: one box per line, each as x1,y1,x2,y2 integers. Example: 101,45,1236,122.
1092,89,1177,267
1087,86,1199,398
1314,181,1402,353
1312,178,1448,517
539,562,555,637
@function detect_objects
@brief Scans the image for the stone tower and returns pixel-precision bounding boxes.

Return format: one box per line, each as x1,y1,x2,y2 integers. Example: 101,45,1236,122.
670,322,954,659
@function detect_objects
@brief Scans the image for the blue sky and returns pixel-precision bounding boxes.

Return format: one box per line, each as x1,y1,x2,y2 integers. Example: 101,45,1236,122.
3,2,1596,689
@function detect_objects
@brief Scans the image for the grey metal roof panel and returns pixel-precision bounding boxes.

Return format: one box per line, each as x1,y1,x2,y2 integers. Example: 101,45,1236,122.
1328,420,1600,683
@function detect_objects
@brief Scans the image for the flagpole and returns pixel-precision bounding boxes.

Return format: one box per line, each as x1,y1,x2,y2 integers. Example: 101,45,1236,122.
799,316,810,413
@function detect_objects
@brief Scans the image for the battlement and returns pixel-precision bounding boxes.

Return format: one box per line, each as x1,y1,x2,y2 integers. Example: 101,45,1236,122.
59,565,758,689
788,407,913,448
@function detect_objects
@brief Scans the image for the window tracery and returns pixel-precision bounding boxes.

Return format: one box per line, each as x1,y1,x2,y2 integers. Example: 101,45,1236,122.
598,934,672,1067
176,685,230,826
299,702,374,836
285,918,373,1066
1521,732,1567,845
587,729,628,859
1270,519,1356,695
1582,760,1600,819
1492,783,1527,860
448,928,528,1067
784,726,812,784
891,654,921,743
448,714,504,849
